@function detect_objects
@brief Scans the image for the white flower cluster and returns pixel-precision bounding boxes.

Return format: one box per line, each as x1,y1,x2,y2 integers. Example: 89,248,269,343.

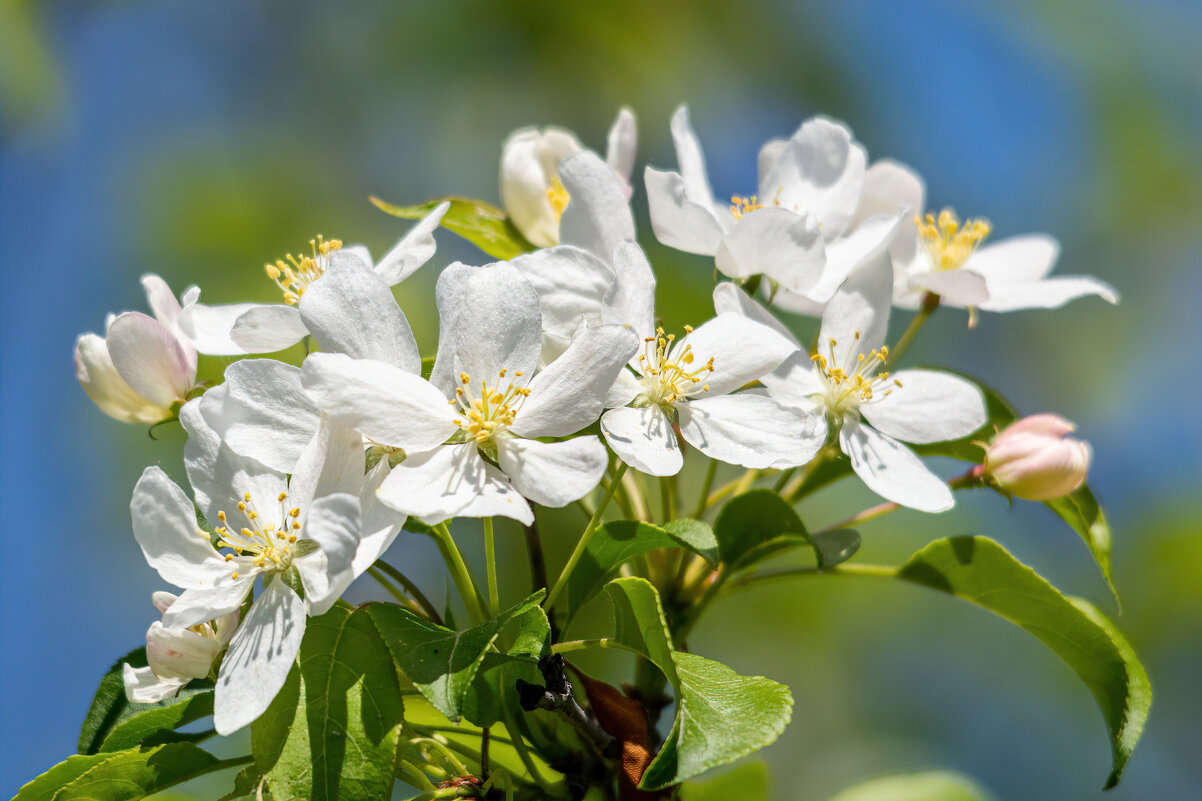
73,105,1116,736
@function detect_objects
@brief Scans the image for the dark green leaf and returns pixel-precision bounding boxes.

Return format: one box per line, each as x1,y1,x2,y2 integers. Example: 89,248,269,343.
827,770,995,801
14,743,223,801
98,692,213,752
681,761,770,801
563,520,682,622
367,591,544,722
251,605,405,801
605,578,793,790
662,518,720,567
78,647,213,755
714,490,810,570
217,765,271,801
370,196,534,260
811,528,860,569
897,536,1151,788
1045,485,1120,606
507,604,551,660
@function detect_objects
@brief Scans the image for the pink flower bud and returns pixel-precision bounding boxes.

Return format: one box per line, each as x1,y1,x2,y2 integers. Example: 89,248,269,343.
984,414,1092,501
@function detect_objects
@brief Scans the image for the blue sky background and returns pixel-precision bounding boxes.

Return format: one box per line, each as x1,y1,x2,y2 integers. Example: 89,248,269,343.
2,1,1199,798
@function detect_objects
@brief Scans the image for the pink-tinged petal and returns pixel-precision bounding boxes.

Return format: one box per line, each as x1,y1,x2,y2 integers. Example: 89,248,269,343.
606,106,638,184
497,436,608,508
600,405,682,477
840,418,953,512
74,333,172,424
678,394,823,470
146,621,220,681
214,578,305,735
107,312,195,406
140,274,183,328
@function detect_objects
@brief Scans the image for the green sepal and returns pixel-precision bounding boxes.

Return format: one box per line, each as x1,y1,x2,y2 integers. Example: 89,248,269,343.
370,196,534,260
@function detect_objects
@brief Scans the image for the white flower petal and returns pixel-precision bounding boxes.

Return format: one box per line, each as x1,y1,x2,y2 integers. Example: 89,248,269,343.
301,353,458,452
840,418,953,512
761,116,867,238
131,466,229,588
851,160,926,228
674,313,795,397
198,359,320,474
603,241,657,340
606,107,638,184
140,274,183,329
429,262,475,396
287,417,368,513
180,399,289,527
373,201,449,285
711,282,801,347
298,254,421,373
497,436,608,508
757,137,788,189
908,269,990,308
818,250,892,363
297,492,361,614
644,167,725,255
350,460,404,577
669,105,718,209
810,212,906,304
600,405,682,477
965,234,1059,284
861,369,986,444
715,207,826,295
74,333,171,424
501,127,581,247
678,394,823,469
228,305,310,354
455,263,543,381
760,353,826,413
509,245,613,349
106,312,195,406
124,664,186,704
514,324,639,438
377,444,533,525
161,581,252,630
178,298,277,356
558,150,637,261
977,276,1120,312
605,368,645,409
214,578,306,735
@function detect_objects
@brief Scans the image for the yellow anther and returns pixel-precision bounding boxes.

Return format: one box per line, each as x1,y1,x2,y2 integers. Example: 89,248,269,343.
224,554,234,562
514,370,524,377
546,176,570,222
683,325,694,333
278,492,288,502
237,501,246,511
292,522,301,530
729,194,763,220
247,510,257,520
288,535,297,543
217,510,226,522
231,572,239,579
289,507,300,518
264,235,343,304
460,372,471,384
915,208,991,272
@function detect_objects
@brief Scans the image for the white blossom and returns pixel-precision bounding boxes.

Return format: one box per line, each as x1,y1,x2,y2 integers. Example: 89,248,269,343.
122,591,238,704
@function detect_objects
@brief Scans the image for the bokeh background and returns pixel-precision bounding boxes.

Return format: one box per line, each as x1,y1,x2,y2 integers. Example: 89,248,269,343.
2,1,1199,798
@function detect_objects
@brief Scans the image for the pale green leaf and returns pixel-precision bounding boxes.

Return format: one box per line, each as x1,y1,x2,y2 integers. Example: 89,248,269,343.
827,770,995,801
1045,485,1120,606
370,196,534,260
14,743,222,801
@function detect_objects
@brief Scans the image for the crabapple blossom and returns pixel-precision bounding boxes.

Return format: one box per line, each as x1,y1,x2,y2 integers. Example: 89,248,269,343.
122,591,238,704
985,414,1092,500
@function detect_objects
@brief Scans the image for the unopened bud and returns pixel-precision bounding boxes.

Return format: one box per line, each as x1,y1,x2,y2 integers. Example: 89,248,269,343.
984,414,1091,501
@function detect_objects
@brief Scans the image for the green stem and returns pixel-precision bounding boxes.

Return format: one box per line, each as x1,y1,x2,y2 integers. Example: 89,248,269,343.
500,697,554,791
374,560,443,625
483,518,499,617
784,446,834,502
544,462,627,609
771,467,797,494
693,459,718,518
550,637,636,655
888,293,940,364
367,566,426,617
431,523,488,624
659,475,676,522
729,562,900,591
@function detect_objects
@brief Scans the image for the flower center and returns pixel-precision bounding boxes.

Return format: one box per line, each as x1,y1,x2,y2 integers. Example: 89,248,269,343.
810,333,901,415
637,326,715,406
546,177,570,222
263,235,343,305
212,491,302,579
729,194,764,220
451,370,531,444
915,208,990,272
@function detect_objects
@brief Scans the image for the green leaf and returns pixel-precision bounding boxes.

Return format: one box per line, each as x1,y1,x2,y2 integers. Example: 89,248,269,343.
604,577,793,790
1045,484,1120,606
370,196,534,260
827,770,995,801
77,647,214,755
681,761,770,801
564,520,690,622
811,528,860,568
897,536,1151,788
662,518,719,566
14,743,224,801
713,490,810,570
251,604,405,801
367,591,545,722
98,692,214,752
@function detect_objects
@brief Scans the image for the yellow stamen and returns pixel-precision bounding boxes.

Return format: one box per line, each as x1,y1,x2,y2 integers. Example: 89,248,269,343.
915,208,991,272
546,176,570,222
264,235,344,304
